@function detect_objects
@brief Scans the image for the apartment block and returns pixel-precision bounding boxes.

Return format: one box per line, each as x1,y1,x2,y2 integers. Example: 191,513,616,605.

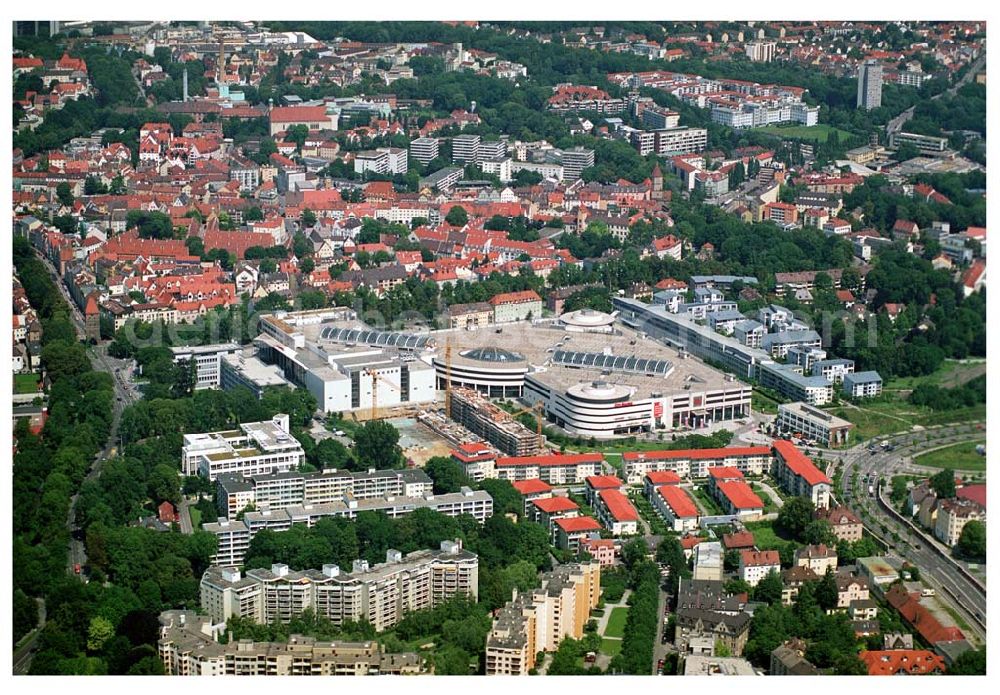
776,401,853,447
771,440,832,509
200,540,478,630
934,498,985,547
181,414,305,481
216,467,433,518
158,611,422,676
485,562,601,675
451,133,481,164
409,137,439,165
171,343,241,389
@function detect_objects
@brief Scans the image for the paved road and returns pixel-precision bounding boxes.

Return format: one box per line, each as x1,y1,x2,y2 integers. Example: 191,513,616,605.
178,497,195,534
887,53,986,136
12,598,46,675
34,253,137,579
835,423,986,643
753,480,785,510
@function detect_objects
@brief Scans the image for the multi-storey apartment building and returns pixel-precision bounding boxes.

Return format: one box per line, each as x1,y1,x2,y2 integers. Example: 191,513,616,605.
200,540,478,630
621,446,771,484
216,468,433,518
934,498,985,547
171,343,241,389
485,562,601,675
181,414,305,481
857,60,883,110
157,611,422,675
409,136,439,165
771,440,832,509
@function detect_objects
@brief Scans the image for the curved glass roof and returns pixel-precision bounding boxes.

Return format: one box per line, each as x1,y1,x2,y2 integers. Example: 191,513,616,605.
552,350,671,375
462,347,525,363
319,326,430,350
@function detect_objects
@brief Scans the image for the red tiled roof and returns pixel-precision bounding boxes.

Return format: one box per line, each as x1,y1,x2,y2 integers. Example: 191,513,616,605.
885,585,965,645
623,446,770,461
708,466,745,480
860,650,947,676
717,481,764,510
957,483,986,509
645,470,682,485
555,516,602,534
495,453,604,468
722,531,756,549
512,479,553,495
962,260,985,289
740,549,780,567
680,535,703,550
598,489,639,522
531,496,579,514
488,289,542,306
269,105,329,123
772,440,831,487
585,475,623,490
657,485,699,518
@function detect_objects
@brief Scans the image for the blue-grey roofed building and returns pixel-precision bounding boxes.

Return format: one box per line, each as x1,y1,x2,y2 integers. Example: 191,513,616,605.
613,296,769,380
811,358,855,384
758,304,795,330
843,371,883,398
678,301,738,321
733,319,764,348
786,345,827,371
758,362,834,406
761,330,823,359
690,275,759,288
693,287,725,304
708,309,748,336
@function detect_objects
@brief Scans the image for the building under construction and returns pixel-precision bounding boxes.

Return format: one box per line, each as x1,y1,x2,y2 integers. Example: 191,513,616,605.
449,388,543,457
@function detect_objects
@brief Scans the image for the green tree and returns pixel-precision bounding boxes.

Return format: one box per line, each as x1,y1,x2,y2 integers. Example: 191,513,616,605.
947,646,986,675
752,570,784,605
956,520,985,561
301,208,317,228
312,438,352,471
353,420,402,469
56,182,75,207
433,645,472,674
815,568,839,611
777,497,816,541
930,469,956,499
424,456,471,494
13,589,39,642
445,205,469,226
86,616,115,652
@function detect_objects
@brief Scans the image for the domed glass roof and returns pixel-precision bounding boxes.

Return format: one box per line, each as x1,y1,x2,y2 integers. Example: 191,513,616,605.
462,347,525,363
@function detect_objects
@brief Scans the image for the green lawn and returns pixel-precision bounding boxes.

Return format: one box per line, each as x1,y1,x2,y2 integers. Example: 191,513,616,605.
14,373,41,394
749,483,779,514
600,637,623,657
604,606,629,639
189,507,202,528
744,520,796,554
752,123,857,142
691,486,725,516
752,388,782,415
827,400,986,443
914,440,986,472
884,359,986,392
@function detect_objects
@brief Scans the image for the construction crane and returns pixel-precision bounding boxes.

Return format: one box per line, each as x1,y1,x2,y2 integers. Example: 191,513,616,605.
365,368,400,421
513,402,545,436
444,338,453,419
